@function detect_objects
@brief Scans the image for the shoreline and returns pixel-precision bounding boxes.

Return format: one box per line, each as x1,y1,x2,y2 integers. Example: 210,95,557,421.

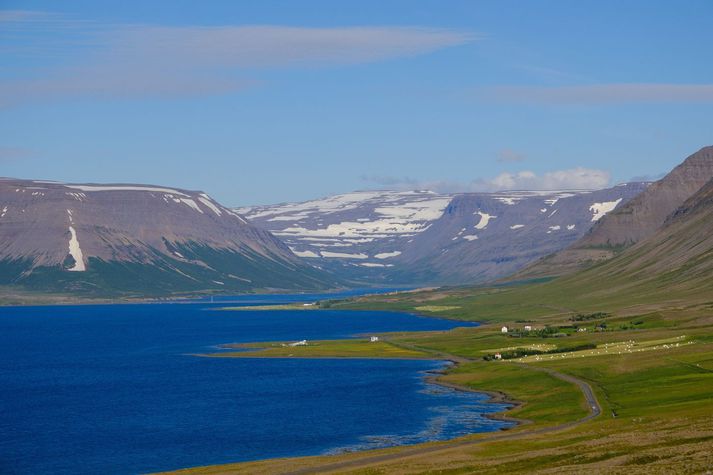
197,346,528,441
202,334,526,431
422,365,528,428
0,286,412,309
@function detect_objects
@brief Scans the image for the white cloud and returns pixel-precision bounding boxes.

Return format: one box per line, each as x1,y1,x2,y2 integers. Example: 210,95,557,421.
362,167,611,193
482,84,713,104
481,167,610,191
0,13,476,106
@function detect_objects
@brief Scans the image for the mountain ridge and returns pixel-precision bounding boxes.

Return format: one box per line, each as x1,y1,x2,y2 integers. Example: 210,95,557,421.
515,146,713,279
240,184,648,285
0,178,335,296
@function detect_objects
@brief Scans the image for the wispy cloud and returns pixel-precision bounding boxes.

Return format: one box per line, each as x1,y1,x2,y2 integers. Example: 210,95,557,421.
496,148,525,163
0,146,33,162
481,83,713,104
362,167,611,193
0,11,476,106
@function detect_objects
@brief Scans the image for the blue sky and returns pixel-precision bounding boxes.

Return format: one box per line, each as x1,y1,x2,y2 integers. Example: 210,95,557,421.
1,0,712,206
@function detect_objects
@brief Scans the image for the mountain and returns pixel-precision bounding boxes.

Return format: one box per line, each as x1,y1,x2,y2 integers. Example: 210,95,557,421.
0,178,335,296
518,146,713,279
386,185,647,284
239,184,647,285
531,174,713,304
237,190,454,281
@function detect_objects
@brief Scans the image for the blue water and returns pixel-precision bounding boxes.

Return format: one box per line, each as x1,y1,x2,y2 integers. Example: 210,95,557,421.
0,297,513,474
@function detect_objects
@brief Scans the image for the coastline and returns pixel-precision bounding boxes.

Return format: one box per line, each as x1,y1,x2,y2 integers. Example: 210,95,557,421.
158,353,527,475
0,286,407,308
199,341,528,437
422,364,527,428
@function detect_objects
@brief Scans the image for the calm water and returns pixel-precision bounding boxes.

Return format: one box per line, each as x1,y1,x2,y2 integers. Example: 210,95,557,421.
0,293,513,474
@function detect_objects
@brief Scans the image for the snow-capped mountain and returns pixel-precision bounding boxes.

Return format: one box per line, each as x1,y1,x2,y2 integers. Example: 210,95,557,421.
0,178,334,295
390,184,648,284
240,184,649,284
237,189,453,262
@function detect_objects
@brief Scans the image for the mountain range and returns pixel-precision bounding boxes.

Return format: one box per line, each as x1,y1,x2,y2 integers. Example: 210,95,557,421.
0,179,335,296
517,145,713,280
2,145,712,298
240,185,647,285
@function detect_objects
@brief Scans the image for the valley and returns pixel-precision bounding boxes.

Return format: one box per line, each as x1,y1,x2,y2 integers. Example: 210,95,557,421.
159,146,713,473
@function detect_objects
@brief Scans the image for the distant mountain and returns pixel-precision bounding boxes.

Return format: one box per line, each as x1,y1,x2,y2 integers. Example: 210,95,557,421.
0,179,335,296
518,146,713,279
239,185,647,285
538,174,713,302
237,190,454,281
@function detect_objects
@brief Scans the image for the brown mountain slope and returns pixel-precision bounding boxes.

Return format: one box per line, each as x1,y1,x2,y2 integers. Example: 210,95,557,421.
516,145,713,279
0,178,335,296
548,175,713,299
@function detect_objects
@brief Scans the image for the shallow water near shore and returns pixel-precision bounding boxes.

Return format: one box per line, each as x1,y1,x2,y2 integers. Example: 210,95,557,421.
0,292,513,474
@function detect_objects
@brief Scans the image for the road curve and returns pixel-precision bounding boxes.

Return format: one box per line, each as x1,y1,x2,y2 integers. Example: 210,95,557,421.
283,349,601,475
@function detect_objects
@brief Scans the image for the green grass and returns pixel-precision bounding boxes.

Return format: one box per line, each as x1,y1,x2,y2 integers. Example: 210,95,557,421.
208,339,429,359
444,362,588,425
218,303,319,311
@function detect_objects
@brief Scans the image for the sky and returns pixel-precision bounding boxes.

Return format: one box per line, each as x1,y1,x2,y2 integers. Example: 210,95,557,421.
1,0,712,206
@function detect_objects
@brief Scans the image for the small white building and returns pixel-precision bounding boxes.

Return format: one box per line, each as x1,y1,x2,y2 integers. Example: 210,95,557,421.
501,326,509,333
288,340,307,347
370,336,379,342
494,353,502,360
524,325,532,332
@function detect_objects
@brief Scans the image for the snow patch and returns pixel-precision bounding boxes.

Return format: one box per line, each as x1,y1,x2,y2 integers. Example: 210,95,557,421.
510,224,525,230
567,224,576,230
320,251,369,259
198,195,223,216
374,251,401,259
494,196,518,205
66,185,190,196
67,226,86,271
290,248,320,258
590,198,622,221
65,192,86,201
462,235,478,241
474,211,496,230
179,198,203,213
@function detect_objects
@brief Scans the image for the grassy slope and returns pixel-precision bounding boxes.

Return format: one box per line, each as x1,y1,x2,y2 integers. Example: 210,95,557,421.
0,242,337,300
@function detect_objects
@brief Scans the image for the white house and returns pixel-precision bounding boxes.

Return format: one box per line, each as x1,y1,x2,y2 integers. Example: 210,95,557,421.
501,326,509,333
524,325,532,332
494,353,502,360
370,336,379,342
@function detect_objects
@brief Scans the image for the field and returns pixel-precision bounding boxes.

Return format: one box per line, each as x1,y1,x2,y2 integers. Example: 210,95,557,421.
162,282,713,474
